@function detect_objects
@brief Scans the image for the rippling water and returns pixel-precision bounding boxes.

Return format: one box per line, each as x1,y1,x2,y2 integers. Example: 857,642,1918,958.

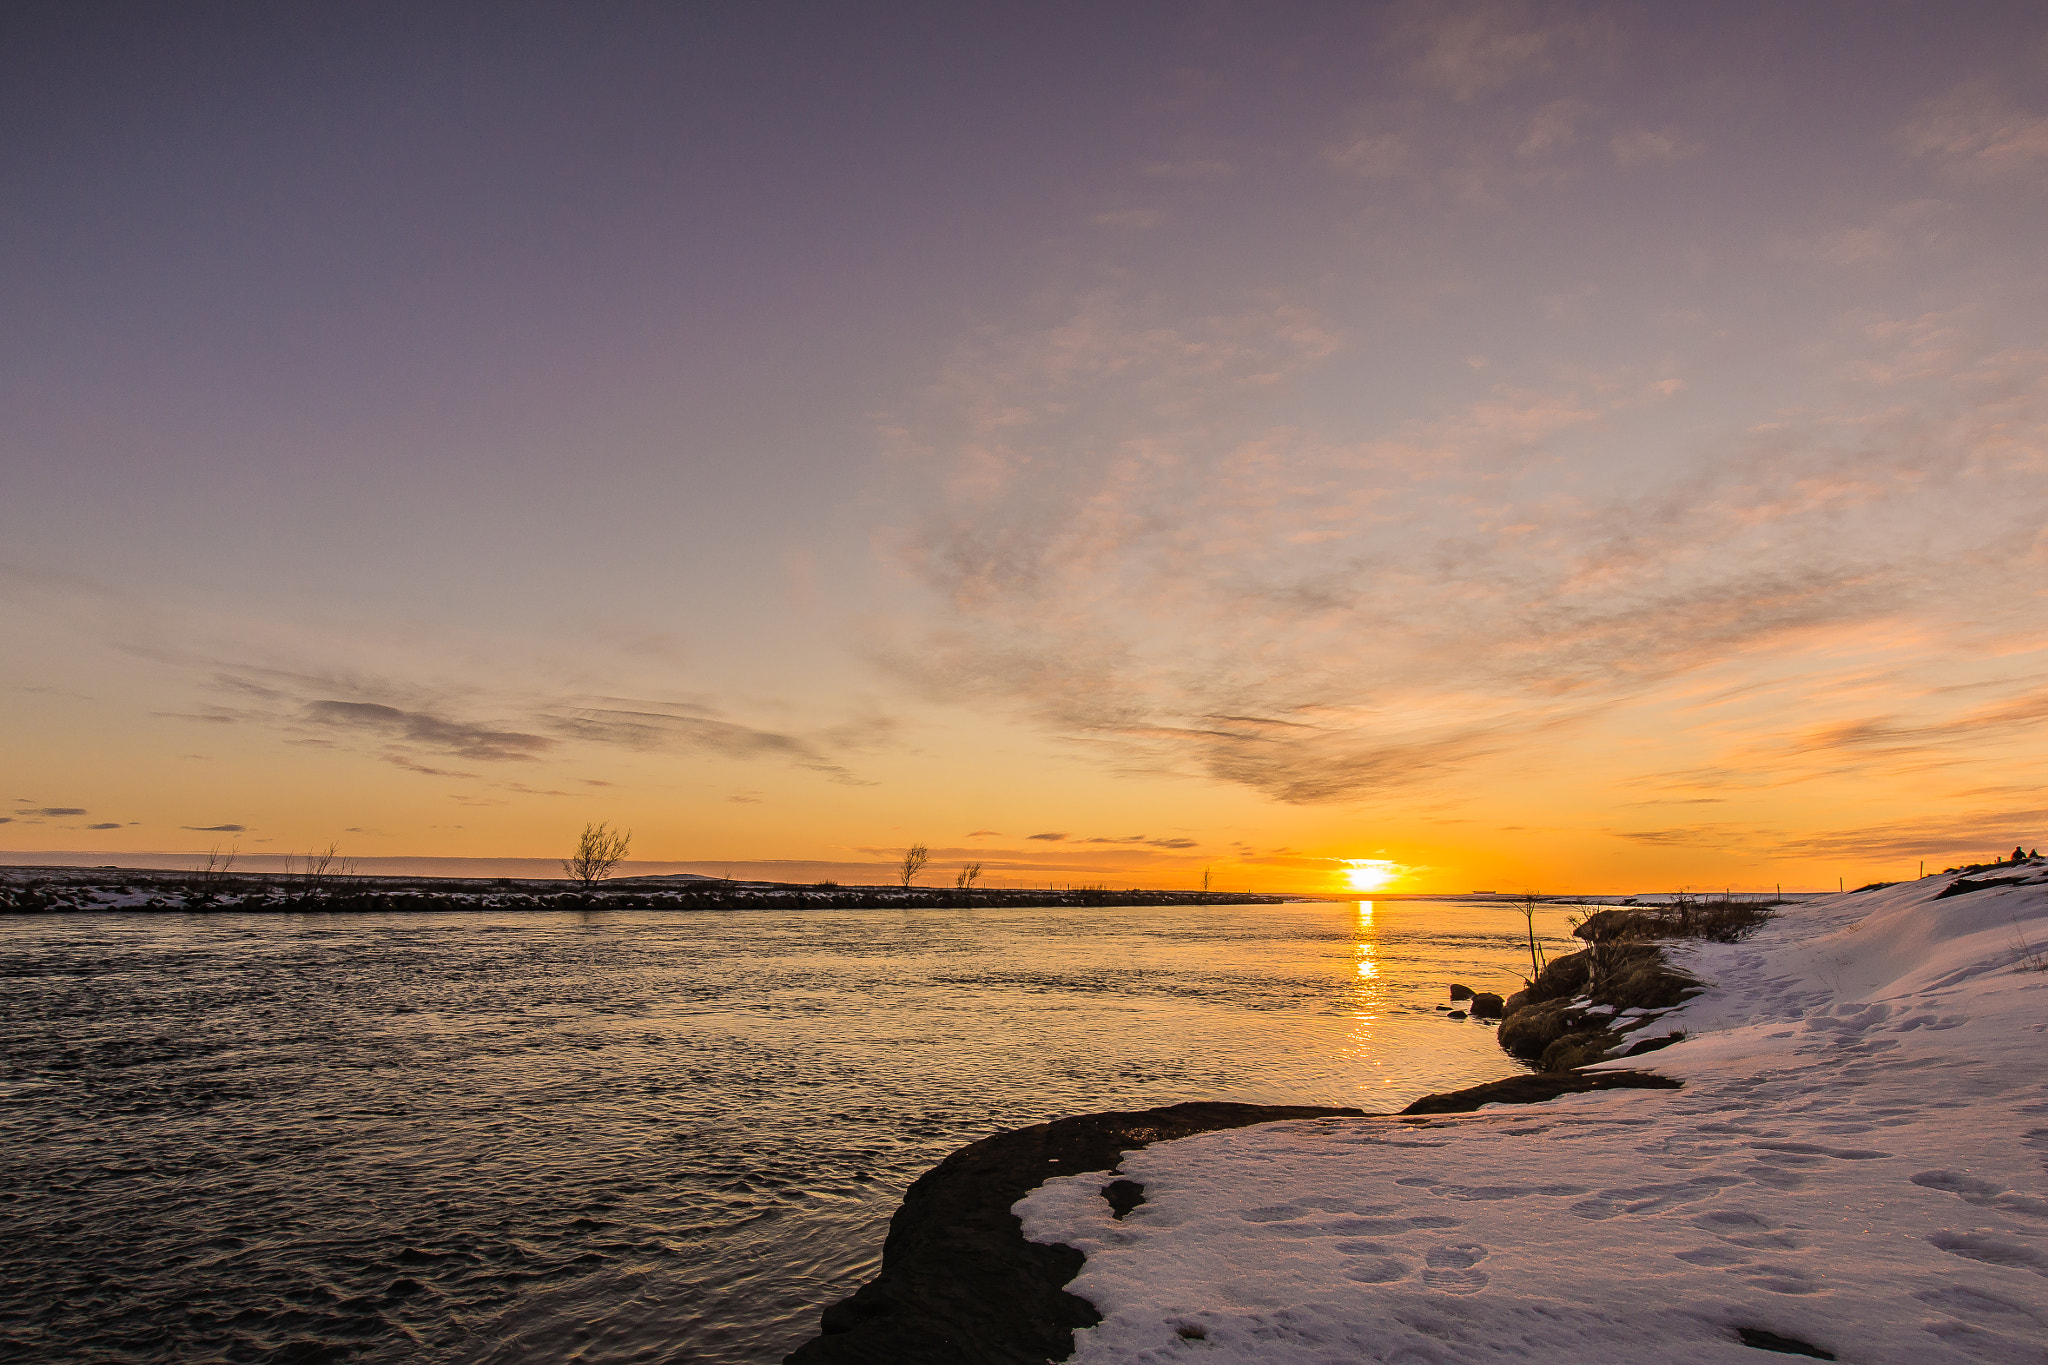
1,897,1581,1364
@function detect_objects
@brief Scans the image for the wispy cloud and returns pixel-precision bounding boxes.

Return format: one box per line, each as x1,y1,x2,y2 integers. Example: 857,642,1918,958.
1400,0,1609,102
304,700,555,762
1609,127,1700,167
1899,80,2048,185
880,278,2048,806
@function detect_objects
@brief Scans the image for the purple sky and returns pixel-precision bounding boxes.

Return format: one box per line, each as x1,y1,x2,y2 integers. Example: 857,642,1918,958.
5,2,2047,891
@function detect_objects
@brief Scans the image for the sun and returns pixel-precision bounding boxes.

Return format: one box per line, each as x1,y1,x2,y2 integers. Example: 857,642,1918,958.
1342,859,1399,892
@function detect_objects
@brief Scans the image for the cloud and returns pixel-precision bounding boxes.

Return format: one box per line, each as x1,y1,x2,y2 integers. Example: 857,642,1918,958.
304,700,554,762
1075,834,1200,849
85,822,122,830
1323,130,1411,178
386,755,478,778
0,818,11,824
545,706,864,782
1899,80,2048,185
966,829,1002,836
1518,98,1589,157
1402,1,1603,101
1609,128,1700,167
18,807,87,816
1027,832,1068,841
1778,199,1952,267
1142,158,1234,180
184,824,246,832
879,279,2048,807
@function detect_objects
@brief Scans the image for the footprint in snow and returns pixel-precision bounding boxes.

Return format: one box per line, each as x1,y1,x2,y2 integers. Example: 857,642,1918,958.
1928,1230,2048,1276
1691,1208,1802,1250
1740,1262,1825,1294
1334,1240,1412,1284
1421,1243,1488,1293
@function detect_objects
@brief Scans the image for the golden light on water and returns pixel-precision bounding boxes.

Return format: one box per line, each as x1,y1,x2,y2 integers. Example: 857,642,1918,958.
1343,859,1399,892
1355,899,1378,980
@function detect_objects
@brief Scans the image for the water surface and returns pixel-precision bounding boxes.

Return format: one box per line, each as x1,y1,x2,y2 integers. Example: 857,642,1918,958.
1,898,1579,1364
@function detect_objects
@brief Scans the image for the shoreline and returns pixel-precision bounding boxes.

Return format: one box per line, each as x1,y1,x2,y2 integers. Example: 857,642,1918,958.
782,1073,1682,1364
0,865,1324,914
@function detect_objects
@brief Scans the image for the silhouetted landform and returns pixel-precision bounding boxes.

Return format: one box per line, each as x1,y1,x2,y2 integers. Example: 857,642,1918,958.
0,865,1313,914
786,1071,1682,1365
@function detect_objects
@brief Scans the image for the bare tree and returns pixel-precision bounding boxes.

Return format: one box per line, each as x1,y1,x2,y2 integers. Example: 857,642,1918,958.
954,862,982,901
283,842,355,901
898,842,929,888
563,822,632,889
1201,864,1212,893
1518,892,1549,984
193,844,239,901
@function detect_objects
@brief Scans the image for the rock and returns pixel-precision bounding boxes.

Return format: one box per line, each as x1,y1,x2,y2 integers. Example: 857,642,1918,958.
1594,944,1696,1012
1538,1030,1619,1072
1449,983,1474,1000
1399,1068,1680,1114
1468,992,1504,1019
1498,998,1579,1061
1501,989,1530,1017
1447,1009,1468,1020
1522,950,1592,1005
1623,1031,1683,1057
1100,1178,1145,1220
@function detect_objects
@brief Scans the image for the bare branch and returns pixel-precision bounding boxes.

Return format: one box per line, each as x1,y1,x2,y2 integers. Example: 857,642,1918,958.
563,822,633,888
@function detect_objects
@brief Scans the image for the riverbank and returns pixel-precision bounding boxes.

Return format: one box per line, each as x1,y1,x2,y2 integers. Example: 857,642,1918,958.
1012,868,2048,1363
0,864,1315,913
787,867,2048,1364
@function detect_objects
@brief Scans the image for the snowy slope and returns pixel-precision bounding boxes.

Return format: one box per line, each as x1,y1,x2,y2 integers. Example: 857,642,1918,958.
1017,876,2048,1364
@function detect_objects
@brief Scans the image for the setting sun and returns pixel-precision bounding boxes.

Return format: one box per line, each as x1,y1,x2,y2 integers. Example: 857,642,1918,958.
1342,859,1399,892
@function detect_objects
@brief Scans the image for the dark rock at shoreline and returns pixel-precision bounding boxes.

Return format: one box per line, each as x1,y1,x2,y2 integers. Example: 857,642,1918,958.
1449,983,1474,1000
1468,992,1504,1019
1499,997,1579,1060
1497,943,1698,1068
1398,1068,1681,1114
784,1101,1367,1365
1539,1030,1621,1071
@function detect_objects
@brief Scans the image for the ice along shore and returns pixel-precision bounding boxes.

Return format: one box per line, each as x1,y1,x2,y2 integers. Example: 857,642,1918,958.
790,868,2048,1364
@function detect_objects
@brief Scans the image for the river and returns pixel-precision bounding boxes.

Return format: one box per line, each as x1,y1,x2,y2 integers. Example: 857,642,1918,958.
0,897,1581,1364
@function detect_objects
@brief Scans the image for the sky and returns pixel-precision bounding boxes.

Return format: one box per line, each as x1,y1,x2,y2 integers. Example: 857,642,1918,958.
5,0,2047,894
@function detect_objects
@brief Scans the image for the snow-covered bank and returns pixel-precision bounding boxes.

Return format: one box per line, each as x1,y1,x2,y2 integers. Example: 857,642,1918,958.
1019,874,2048,1364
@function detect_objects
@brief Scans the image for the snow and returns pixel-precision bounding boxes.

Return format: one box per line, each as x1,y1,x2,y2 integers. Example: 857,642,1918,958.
1017,874,2048,1364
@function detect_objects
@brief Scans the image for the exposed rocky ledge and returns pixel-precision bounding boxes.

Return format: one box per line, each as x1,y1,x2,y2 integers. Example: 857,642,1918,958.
785,1071,1680,1364
1491,902,1774,1070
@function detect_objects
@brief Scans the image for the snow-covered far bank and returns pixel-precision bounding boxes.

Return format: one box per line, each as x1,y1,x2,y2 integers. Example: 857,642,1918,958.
1018,872,2048,1365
